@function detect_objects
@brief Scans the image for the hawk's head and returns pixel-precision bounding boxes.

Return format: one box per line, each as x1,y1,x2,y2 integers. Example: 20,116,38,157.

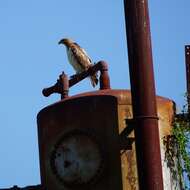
58,38,74,46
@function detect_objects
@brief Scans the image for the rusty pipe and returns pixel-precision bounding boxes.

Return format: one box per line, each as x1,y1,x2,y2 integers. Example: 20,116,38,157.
124,0,163,189
42,61,111,98
69,61,110,89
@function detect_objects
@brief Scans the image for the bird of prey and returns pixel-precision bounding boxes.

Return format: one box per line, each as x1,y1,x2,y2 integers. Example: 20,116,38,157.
58,38,98,87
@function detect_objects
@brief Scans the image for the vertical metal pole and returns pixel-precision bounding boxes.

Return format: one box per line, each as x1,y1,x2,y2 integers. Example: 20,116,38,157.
185,45,190,117
60,72,69,99
99,61,111,90
123,0,164,189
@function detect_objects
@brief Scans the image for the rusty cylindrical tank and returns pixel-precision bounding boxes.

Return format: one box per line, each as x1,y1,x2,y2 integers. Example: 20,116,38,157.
37,89,175,190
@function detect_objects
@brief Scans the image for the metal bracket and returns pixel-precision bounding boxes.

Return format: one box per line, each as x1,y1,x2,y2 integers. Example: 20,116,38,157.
119,119,135,150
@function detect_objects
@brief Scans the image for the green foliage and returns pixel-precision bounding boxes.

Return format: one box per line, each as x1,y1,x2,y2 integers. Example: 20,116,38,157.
163,98,190,190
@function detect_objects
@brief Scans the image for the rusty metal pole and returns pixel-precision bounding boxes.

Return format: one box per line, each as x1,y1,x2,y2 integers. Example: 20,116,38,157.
124,0,164,189
99,61,111,90
185,45,190,117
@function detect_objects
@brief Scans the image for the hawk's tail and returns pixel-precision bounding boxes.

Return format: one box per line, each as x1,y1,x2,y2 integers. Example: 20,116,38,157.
90,73,98,87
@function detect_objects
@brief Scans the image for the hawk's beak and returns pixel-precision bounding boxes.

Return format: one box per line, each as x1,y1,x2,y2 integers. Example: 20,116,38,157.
58,40,62,45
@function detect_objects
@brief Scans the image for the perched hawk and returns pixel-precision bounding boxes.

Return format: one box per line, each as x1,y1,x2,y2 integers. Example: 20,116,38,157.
58,38,98,87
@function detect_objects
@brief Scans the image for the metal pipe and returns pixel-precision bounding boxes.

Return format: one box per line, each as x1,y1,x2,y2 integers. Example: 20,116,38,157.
123,0,164,189
42,61,111,98
60,72,69,99
185,45,190,117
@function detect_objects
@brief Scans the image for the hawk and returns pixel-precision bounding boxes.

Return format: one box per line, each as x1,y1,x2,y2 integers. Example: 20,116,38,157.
58,38,98,87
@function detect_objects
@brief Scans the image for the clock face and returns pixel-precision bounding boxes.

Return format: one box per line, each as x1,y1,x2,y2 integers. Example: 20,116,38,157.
51,130,104,187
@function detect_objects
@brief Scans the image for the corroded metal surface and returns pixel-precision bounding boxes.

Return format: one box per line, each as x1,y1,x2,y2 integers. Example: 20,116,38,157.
37,94,123,190
42,61,110,98
124,0,163,189
2,90,174,190
1,89,175,190
116,91,175,190
37,89,175,190
50,130,104,187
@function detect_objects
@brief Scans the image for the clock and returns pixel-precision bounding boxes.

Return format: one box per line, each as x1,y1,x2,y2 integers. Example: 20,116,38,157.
50,130,104,187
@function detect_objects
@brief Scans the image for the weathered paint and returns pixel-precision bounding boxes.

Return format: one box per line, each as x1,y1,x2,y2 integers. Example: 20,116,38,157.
37,92,123,190
124,0,163,188
37,89,176,190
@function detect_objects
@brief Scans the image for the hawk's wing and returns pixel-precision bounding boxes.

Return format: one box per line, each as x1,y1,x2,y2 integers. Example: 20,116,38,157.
68,42,98,87
70,43,93,70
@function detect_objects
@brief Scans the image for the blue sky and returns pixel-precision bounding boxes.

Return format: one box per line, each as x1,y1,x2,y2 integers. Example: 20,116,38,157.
0,0,189,188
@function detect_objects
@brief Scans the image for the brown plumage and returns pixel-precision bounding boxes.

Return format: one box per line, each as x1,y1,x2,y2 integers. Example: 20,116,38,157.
58,38,98,87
